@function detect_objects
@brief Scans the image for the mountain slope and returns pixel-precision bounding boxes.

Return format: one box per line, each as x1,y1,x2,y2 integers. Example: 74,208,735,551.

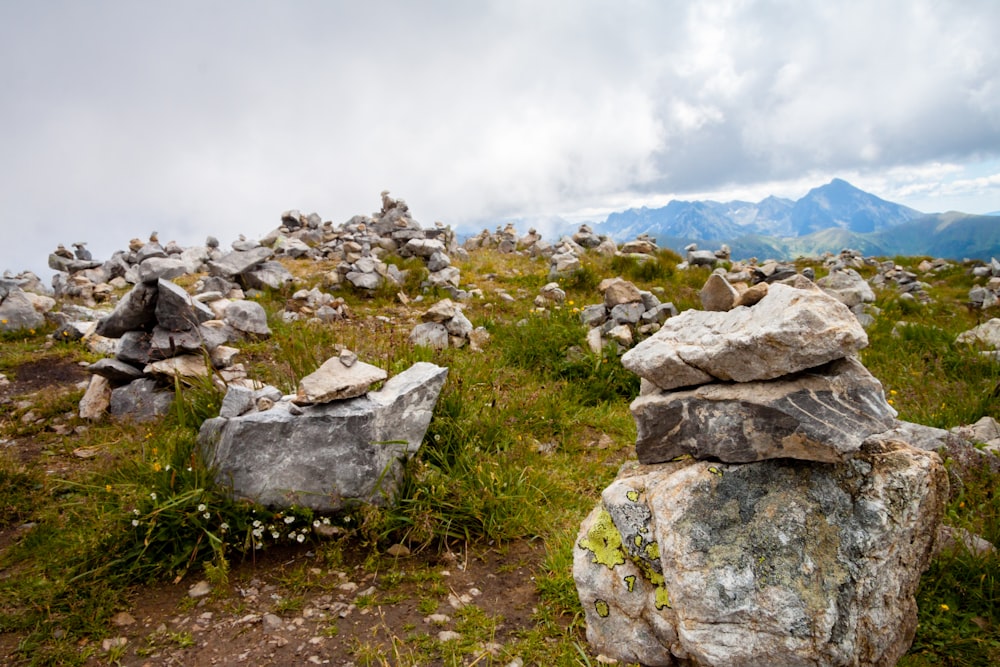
789,178,922,235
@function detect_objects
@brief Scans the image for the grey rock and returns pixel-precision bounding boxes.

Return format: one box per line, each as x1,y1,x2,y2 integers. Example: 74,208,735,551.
445,311,473,338
640,303,677,325
580,304,608,327
575,440,947,667
631,357,897,464
817,268,876,307
409,322,449,349
699,273,739,312
149,321,234,357
687,249,718,266
155,280,215,332
427,266,461,288
224,301,271,338
79,375,112,420
601,278,642,308
109,378,174,422
242,261,295,291
295,356,388,404
208,247,275,279
956,318,1000,348
137,257,188,284
427,251,451,272
89,358,145,384
610,302,644,325
622,283,868,391
422,299,459,323
95,282,159,338
219,385,257,418
0,281,46,332
199,362,448,511
347,271,382,291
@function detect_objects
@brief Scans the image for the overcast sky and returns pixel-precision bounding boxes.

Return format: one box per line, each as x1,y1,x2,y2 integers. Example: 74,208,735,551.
2,0,999,278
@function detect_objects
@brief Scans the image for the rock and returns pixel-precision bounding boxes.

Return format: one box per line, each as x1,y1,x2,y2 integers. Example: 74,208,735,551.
208,247,275,279
699,274,739,312
155,279,215,332
224,301,271,338
422,299,459,323
144,354,211,382
199,362,448,511
734,281,768,307
136,257,188,284
409,322,449,350
149,321,234,358
188,580,212,598
89,358,145,384
600,278,642,308
0,281,46,332
220,385,257,418
631,357,897,464
956,318,1000,348
817,268,876,308
109,378,174,422
294,356,388,404
242,261,296,291
95,282,159,338
622,283,868,391
79,375,112,420
574,440,947,667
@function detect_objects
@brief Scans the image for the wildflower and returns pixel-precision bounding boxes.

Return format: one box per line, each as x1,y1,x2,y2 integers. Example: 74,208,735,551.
887,399,894,405
284,515,295,524
131,519,139,527
203,512,211,519
296,533,305,543
271,531,280,540
133,509,140,515
889,389,898,396
313,520,321,528
164,464,171,471
940,604,950,612
321,517,331,525
220,523,229,532
197,504,207,512
186,467,193,472
288,532,297,541
105,484,112,493
150,492,157,501
153,462,162,472
253,520,262,528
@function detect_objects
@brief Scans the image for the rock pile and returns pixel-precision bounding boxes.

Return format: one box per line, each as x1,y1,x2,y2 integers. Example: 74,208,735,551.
78,278,269,421
969,257,1000,309
198,358,447,512
578,278,677,352
0,278,49,333
409,298,489,350
574,281,948,666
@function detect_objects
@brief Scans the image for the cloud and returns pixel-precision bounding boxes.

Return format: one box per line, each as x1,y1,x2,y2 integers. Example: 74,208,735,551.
1,1,999,277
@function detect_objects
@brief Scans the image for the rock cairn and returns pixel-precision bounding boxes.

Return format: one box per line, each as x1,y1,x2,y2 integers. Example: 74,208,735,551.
969,257,1000,309
574,281,948,666
78,277,269,422
408,298,488,350
198,357,447,512
578,278,677,352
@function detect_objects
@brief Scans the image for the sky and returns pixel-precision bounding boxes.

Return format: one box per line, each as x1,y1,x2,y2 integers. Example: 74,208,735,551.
2,0,999,279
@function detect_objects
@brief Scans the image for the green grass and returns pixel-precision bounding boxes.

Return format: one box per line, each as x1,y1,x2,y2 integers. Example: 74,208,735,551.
1,251,999,665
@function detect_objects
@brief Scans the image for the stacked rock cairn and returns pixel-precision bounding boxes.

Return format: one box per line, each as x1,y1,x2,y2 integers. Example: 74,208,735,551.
573,280,948,666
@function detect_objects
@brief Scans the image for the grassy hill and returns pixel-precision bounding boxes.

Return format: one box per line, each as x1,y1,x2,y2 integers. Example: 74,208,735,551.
1,246,999,665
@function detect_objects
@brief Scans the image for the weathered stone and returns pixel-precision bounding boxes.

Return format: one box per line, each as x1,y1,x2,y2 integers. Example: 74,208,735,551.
149,321,234,357
422,299,459,323
610,302,644,325
224,301,271,338
601,278,642,308
817,268,876,307
687,249,718,267
575,440,947,667
0,281,46,332
208,247,275,279
734,281,768,307
242,261,295,291
548,253,581,279
295,356,387,405
409,322,449,349
631,357,897,464
144,354,212,382
580,304,608,327
219,385,256,418
347,271,382,290
622,283,868,391
155,280,215,332
199,362,448,511
402,238,445,258
427,266,461,288
427,251,451,273
79,374,112,420
137,257,188,284
445,310,473,338
89,358,145,384
699,273,739,312
956,318,1000,348
109,378,174,422
94,282,159,338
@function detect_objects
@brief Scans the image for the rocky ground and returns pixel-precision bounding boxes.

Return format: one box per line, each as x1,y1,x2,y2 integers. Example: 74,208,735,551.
0,357,564,667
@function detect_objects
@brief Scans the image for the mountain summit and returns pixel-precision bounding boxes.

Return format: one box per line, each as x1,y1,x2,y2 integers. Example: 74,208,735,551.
789,178,922,235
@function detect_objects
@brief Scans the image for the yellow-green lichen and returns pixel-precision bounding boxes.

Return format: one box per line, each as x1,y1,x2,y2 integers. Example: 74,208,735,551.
654,585,671,610
595,599,611,618
623,575,636,592
645,541,660,561
578,508,627,569
626,489,640,502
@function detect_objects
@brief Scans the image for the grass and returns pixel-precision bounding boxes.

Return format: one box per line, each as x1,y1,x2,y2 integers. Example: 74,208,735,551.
1,250,999,664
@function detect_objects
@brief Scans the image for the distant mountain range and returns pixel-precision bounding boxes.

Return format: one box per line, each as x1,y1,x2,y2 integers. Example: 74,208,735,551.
590,178,999,261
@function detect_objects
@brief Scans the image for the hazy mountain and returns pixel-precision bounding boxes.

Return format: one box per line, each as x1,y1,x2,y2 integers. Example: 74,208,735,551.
788,178,922,235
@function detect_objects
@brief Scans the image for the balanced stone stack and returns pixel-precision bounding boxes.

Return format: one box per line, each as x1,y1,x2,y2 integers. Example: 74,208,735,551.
198,355,448,512
579,277,677,352
573,281,948,666
79,277,269,422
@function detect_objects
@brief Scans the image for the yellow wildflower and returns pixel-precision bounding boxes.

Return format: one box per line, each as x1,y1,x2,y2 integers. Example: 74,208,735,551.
940,604,949,612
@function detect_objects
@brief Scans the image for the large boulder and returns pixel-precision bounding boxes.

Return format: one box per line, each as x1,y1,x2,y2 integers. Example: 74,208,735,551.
631,357,897,464
574,440,948,667
94,281,159,337
0,280,46,332
198,362,448,512
622,283,867,391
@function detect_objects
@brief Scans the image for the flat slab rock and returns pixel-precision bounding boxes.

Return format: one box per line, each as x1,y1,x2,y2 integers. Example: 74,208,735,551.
574,440,947,667
621,282,868,391
198,362,448,512
631,357,897,464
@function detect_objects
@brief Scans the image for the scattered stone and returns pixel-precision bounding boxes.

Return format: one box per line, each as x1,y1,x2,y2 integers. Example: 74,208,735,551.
294,356,388,404
188,580,212,598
